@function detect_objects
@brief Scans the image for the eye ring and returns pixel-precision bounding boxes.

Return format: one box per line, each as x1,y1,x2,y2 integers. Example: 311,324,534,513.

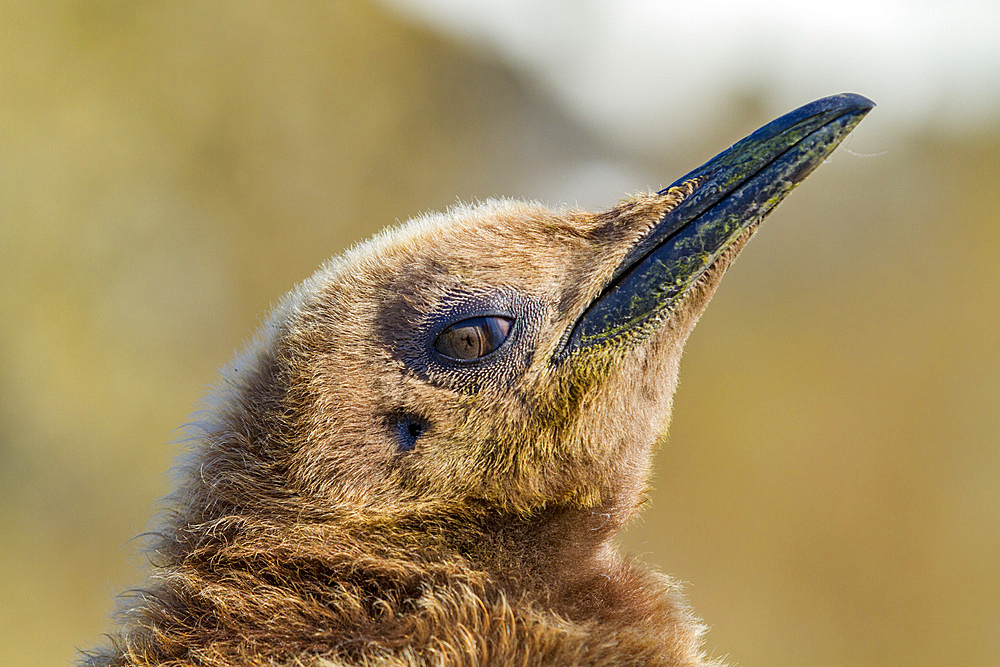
433,315,514,362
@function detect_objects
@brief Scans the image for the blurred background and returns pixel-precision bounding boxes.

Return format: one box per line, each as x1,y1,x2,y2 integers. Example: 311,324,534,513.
1,1,998,665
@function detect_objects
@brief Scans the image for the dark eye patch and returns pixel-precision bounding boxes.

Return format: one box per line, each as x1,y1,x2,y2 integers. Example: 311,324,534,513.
375,288,541,391
433,316,513,361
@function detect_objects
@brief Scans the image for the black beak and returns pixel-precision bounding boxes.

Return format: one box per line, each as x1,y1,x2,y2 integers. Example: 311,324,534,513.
563,93,875,356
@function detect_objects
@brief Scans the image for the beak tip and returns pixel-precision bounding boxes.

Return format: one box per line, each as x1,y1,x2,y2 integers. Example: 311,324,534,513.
828,92,876,115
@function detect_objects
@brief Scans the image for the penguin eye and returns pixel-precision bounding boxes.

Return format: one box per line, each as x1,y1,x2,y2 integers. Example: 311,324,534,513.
433,316,513,361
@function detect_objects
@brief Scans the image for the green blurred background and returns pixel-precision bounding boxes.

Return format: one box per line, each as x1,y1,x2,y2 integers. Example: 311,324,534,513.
2,2,998,665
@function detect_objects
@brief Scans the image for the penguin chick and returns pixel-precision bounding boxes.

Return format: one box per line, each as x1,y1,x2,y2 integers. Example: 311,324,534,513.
83,94,872,666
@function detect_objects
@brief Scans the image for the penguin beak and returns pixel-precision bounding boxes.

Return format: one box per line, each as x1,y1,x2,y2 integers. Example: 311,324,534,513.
562,93,875,356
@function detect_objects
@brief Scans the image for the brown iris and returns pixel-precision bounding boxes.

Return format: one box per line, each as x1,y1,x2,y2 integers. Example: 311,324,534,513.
433,316,513,361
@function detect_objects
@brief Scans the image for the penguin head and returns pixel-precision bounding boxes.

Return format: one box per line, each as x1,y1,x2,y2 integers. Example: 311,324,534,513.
272,194,708,521
207,94,873,534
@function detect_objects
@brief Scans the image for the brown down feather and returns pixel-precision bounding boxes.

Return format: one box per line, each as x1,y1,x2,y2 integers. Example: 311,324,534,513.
82,187,748,666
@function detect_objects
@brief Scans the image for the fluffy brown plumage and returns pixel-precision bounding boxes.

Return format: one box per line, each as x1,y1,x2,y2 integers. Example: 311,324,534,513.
83,95,872,666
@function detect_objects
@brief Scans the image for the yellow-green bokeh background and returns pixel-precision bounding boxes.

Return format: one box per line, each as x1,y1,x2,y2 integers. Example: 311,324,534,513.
2,3,998,665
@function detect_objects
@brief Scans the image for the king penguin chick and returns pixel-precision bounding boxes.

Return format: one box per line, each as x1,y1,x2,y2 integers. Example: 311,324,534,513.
83,94,872,666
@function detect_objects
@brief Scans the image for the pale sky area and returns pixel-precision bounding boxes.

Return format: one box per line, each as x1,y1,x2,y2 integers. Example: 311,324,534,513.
384,0,1000,152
